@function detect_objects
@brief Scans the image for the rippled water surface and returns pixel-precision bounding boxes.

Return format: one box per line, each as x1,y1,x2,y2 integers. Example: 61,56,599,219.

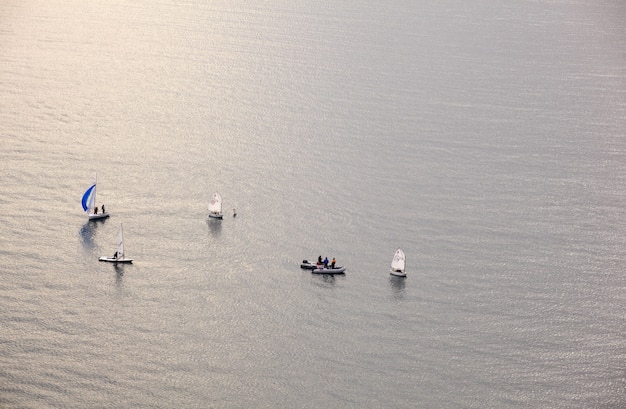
1,1,625,408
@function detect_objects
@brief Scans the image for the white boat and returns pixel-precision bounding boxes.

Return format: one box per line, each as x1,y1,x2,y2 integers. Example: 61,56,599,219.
208,192,223,219
99,223,133,263
81,175,109,220
390,248,406,277
312,266,346,274
300,260,319,269
301,257,334,270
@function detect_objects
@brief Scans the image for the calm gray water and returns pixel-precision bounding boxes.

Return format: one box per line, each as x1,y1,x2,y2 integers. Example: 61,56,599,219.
1,1,625,408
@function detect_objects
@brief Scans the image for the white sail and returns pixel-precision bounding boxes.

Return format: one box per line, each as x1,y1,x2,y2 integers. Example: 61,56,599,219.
208,192,223,218
117,224,125,259
391,248,406,275
208,193,222,212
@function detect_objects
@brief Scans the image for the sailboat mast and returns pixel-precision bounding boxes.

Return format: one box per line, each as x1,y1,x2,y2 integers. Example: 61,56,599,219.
119,223,123,260
93,173,97,213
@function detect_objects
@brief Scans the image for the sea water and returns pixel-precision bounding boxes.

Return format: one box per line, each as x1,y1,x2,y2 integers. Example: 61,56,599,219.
1,1,624,408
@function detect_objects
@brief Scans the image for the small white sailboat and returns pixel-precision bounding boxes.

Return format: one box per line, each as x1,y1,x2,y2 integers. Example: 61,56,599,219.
208,192,223,219
82,175,109,220
99,223,133,263
390,248,406,277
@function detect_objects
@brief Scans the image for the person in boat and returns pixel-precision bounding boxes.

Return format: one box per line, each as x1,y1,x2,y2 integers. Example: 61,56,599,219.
102,204,106,213
323,257,329,268
318,255,322,264
94,206,98,214
113,251,118,259
331,258,336,268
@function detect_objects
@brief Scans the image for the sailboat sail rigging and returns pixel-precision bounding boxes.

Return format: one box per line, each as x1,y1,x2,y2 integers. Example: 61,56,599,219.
116,224,125,259
99,223,133,263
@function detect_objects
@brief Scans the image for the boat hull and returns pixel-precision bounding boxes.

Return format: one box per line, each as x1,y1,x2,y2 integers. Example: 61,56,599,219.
208,213,223,219
312,267,346,274
300,260,321,269
390,270,406,277
99,257,133,263
89,212,110,220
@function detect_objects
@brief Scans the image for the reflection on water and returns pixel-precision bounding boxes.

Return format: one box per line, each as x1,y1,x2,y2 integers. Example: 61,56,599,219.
311,272,345,288
79,220,107,249
388,275,406,299
114,264,124,288
320,274,336,284
79,223,95,248
206,218,222,237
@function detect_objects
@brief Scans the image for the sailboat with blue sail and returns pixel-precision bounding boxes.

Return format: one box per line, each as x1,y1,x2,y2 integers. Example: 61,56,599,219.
82,175,109,220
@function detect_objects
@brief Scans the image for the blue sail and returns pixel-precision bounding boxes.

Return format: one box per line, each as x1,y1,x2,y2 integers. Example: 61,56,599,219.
81,184,96,212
